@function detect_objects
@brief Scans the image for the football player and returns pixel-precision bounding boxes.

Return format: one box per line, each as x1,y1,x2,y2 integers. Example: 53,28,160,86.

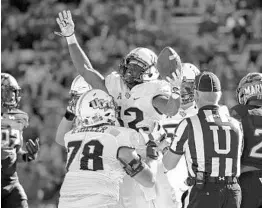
160,63,200,207
1,73,40,208
58,89,163,208
55,75,92,146
55,10,181,132
55,10,182,208
230,72,262,208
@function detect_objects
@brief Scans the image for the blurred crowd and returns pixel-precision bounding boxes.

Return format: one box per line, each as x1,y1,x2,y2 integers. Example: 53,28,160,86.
1,0,262,207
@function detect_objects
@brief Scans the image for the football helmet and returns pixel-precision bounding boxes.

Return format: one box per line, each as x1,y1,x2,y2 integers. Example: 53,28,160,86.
180,63,200,105
236,72,262,105
1,73,21,109
119,47,159,88
75,89,117,127
68,75,92,114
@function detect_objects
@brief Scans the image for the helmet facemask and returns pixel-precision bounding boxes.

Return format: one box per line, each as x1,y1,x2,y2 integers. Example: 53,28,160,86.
68,91,81,114
181,79,195,105
119,51,159,88
1,78,21,109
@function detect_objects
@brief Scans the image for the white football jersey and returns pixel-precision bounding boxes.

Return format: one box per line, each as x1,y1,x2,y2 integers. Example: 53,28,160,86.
105,72,170,132
161,103,198,206
58,125,146,208
106,72,176,208
161,104,198,141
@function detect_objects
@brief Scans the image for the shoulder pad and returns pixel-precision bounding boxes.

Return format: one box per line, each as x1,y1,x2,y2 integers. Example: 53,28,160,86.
230,104,248,120
8,109,29,128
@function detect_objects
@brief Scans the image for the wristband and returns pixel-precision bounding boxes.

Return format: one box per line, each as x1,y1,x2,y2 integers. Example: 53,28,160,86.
146,140,159,160
64,110,75,121
22,152,34,162
123,155,146,177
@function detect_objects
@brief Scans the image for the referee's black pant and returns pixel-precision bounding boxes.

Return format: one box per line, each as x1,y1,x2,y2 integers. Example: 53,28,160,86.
183,182,241,208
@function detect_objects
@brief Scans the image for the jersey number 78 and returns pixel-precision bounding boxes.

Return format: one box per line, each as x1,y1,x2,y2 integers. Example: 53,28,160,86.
66,140,104,171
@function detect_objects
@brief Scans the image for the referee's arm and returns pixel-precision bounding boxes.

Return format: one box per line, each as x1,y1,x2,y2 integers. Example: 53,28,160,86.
162,119,189,171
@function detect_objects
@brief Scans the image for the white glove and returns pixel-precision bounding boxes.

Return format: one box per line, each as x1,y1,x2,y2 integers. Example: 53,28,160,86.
139,121,166,144
55,10,75,37
166,70,182,99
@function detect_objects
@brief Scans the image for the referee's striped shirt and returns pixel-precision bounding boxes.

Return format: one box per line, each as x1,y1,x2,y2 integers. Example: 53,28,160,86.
170,105,243,178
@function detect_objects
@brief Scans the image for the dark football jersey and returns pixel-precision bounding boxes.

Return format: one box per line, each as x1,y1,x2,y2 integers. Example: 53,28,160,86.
1,109,29,183
231,104,262,169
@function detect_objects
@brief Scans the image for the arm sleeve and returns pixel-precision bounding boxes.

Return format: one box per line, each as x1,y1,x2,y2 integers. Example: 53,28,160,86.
170,119,189,155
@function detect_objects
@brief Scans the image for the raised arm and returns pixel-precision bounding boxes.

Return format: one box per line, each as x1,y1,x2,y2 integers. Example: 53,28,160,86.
55,10,108,93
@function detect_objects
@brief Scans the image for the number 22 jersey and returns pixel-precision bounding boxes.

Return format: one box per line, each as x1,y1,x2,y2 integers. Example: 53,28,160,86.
1,109,29,184
230,104,262,169
59,124,146,208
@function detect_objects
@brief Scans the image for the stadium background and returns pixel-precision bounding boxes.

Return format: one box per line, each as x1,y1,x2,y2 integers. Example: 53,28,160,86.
1,0,262,207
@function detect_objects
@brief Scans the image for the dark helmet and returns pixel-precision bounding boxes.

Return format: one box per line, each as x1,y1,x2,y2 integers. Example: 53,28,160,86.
1,73,21,109
236,72,262,105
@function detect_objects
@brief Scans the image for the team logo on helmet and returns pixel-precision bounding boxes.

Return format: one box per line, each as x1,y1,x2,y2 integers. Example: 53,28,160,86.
75,89,117,127
236,73,262,105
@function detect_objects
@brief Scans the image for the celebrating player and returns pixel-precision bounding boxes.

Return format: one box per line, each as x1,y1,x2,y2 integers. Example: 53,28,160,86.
230,72,262,208
1,73,40,208
55,10,182,208
55,10,181,132
55,75,92,146
161,63,200,207
58,89,163,208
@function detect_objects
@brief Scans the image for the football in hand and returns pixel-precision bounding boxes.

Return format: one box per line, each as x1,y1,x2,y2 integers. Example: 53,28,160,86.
157,47,182,80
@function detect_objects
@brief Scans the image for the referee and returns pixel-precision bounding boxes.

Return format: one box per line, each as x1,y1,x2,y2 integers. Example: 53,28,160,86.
162,71,243,208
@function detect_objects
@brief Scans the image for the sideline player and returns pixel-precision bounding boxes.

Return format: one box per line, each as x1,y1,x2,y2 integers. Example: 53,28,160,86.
230,72,262,208
58,89,163,208
1,73,40,208
55,75,92,146
163,72,243,208
55,10,182,208
161,63,200,207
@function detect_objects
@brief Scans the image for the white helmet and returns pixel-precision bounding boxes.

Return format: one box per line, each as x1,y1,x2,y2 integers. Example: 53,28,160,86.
119,47,159,88
68,75,92,114
75,89,117,127
70,75,92,95
181,63,200,105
